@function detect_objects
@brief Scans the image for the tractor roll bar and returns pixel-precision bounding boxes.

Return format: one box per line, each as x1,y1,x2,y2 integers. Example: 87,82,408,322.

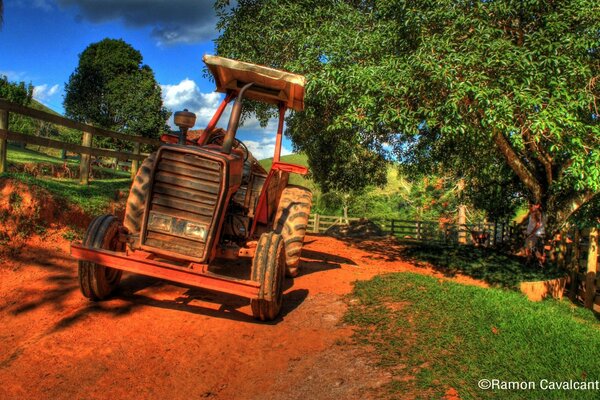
222,82,254,155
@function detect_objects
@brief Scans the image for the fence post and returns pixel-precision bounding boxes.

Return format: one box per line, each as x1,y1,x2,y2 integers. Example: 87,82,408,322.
569,229,581,302
0,109,8,173
79,128,93,185
416,220,422,240
557,231,567,269
585,227,599,310
130,142,141,180
458,205,467,244
391,219,395,236
314,214,320,233
493,222,498,246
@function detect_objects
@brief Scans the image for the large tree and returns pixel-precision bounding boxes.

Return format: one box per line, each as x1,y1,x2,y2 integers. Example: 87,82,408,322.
64,38,168,143
215,0,600,230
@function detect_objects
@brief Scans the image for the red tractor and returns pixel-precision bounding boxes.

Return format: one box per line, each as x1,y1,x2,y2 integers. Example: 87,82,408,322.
71,55,312,321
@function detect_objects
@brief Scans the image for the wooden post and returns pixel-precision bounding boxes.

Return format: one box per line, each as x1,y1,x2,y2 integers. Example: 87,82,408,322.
584,227,599,310
314,214,320,233
130,142,141,180
557,230,567,269
569,229,581,302
493,222,498,246
391,219,395,236
458,205,467,244
416,220,422,240
0,109,8,173
79,129,93,185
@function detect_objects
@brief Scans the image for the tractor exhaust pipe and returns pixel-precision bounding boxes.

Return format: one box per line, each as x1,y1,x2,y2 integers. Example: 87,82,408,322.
222,82,254,155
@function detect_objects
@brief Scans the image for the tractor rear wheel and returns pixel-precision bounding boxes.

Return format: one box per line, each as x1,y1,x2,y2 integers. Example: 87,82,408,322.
78,214,124,300
124,152,156,234
273,185,313,277
250,232,286,321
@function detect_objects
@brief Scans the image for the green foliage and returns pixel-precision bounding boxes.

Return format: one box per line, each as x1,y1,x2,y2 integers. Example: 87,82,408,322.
215,0,600,229
346,273,600,399
1,75,36,135
0,75,33,104
64,38,169,150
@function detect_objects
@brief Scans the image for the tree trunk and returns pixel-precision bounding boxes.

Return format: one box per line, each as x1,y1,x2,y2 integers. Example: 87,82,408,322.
585,227,599,310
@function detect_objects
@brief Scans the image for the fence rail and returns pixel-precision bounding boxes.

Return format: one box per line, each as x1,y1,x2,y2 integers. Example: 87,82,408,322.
0,99,161,183
308,214,514,246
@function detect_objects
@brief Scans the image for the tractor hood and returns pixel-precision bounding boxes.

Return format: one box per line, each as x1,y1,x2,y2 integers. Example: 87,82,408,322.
203,55,306,111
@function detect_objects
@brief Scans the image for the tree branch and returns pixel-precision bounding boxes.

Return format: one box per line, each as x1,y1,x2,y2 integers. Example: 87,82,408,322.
493,131,543,202
549,191,599,233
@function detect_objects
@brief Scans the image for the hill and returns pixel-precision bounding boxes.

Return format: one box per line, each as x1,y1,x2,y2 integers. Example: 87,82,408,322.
258,153,316,190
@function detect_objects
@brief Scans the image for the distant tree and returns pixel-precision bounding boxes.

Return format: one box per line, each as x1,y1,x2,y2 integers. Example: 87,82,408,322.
64,38,168,147
1,75,36,136
0,76,33,104
287,98,388,220
215,0,600,231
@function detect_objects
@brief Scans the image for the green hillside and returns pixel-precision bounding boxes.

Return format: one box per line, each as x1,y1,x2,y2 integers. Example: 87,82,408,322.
259,153,316,190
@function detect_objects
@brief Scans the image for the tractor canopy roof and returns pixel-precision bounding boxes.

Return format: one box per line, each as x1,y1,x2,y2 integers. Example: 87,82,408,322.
203,55,306,111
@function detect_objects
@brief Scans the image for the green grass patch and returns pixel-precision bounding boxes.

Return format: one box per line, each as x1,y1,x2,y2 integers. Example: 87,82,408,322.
7,144,79,166
399,243,565,288
346,273,600,399
1,172,131,215
7,145,130,179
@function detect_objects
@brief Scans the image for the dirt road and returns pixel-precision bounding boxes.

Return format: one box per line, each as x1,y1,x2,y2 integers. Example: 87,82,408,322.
0,229,483,400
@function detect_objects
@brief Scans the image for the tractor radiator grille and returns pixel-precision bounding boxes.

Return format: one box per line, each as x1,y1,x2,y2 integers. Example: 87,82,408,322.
142,150,224,260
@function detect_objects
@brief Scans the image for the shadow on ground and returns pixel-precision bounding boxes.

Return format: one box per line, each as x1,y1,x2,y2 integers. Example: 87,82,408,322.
343,238,565,288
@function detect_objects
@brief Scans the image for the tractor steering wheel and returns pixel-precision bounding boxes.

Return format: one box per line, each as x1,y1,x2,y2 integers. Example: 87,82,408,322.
207,133,249,162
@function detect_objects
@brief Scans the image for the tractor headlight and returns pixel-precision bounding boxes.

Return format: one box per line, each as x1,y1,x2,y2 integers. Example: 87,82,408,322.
184,222,208,241
148,213,172,233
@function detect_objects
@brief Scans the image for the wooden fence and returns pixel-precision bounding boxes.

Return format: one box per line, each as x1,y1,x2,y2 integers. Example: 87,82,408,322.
307,214,515,246
308,213,599,310
0,99,161,184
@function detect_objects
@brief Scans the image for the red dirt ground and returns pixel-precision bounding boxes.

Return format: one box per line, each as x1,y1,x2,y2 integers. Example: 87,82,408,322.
0,180,485,400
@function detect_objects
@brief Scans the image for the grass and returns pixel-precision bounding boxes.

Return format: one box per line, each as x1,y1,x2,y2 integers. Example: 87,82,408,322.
346,273,600,399
3,145,133,215
1,171,130,215
259,153,316,190
399,242,565,288
7,144,79,166
7,144,130,178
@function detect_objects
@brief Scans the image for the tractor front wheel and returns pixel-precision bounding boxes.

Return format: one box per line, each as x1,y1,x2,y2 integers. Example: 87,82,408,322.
250,232,286,321
273,185,313,277
78,214,124,300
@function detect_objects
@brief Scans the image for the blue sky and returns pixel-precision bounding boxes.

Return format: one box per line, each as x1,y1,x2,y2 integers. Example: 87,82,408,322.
0,0,292,160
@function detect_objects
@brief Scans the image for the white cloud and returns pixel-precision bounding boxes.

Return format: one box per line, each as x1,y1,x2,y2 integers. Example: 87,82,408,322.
161,79,222,128
33,84,61,101
244,140,293,161
32,0,53,10
161,78,294,160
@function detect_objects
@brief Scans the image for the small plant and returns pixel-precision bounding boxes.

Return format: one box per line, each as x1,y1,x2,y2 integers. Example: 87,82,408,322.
62,229,81,241
9,192,23,209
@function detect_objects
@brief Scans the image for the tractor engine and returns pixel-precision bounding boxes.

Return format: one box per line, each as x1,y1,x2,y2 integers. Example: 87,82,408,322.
222,155,267,242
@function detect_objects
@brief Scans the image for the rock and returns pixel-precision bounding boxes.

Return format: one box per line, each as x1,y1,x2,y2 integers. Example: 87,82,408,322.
325,218,384,239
